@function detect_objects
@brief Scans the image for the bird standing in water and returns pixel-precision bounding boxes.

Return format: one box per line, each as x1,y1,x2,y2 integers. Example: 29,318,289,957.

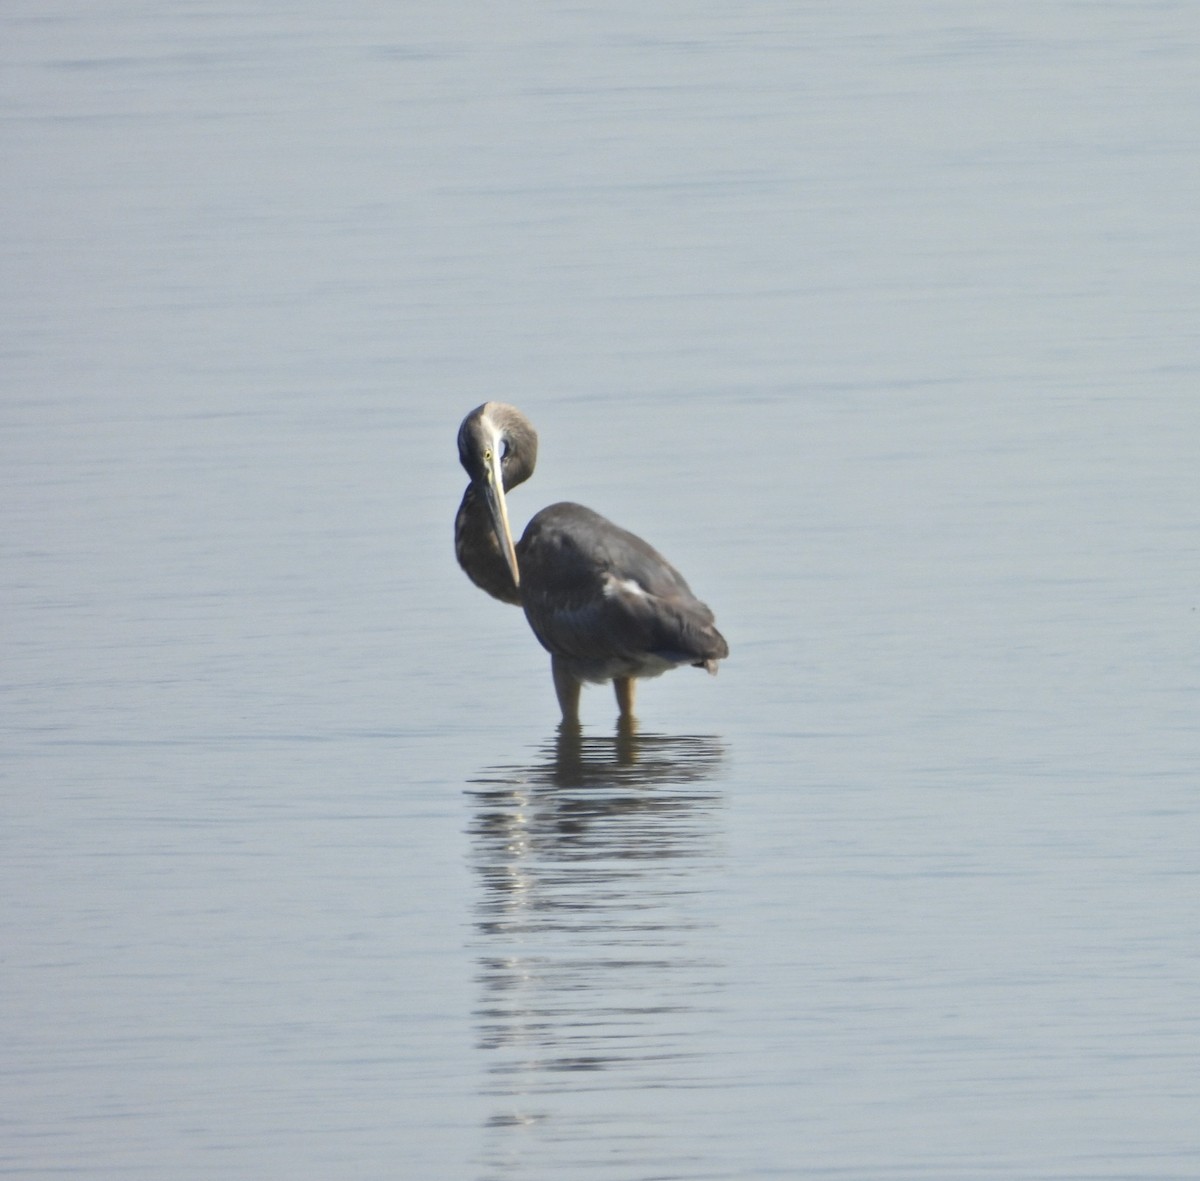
455,402,728,727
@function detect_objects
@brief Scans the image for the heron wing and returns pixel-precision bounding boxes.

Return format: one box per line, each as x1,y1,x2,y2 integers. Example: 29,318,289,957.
517,502,727,678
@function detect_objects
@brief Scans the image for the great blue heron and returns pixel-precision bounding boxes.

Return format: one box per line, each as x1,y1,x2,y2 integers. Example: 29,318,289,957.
455,402,728,726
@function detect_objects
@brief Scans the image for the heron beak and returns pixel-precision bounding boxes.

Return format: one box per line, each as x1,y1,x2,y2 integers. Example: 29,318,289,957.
484,447,521,589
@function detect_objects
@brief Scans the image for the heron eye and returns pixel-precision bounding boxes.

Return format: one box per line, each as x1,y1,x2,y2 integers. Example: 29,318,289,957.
483,447,492,462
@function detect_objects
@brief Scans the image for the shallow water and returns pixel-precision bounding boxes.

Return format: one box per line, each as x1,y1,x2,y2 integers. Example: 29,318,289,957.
3,3,1199,1178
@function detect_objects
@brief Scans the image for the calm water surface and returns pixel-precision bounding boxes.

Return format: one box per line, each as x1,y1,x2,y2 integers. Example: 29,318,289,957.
3,3,1199,1178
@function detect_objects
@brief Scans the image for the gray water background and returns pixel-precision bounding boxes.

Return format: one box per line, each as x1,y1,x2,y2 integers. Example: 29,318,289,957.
3,3,1198,1178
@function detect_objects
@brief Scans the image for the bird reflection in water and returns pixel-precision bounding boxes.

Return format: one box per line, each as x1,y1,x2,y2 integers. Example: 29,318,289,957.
466,728,726,1175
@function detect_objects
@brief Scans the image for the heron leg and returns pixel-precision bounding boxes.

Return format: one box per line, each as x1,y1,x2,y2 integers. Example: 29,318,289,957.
551,656,582,725
613,676,636,721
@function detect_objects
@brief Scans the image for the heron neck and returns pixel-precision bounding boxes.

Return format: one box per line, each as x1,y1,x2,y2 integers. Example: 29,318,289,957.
454,484,522,606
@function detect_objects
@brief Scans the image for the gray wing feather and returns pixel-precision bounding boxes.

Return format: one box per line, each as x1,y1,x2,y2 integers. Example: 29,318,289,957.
518,502,727,679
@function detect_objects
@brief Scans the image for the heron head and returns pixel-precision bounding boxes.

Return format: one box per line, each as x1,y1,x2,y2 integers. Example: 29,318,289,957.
458,403,532,589
458,402,537,487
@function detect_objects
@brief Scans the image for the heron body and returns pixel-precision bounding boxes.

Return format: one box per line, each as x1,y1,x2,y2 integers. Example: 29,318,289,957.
455,402,728,725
